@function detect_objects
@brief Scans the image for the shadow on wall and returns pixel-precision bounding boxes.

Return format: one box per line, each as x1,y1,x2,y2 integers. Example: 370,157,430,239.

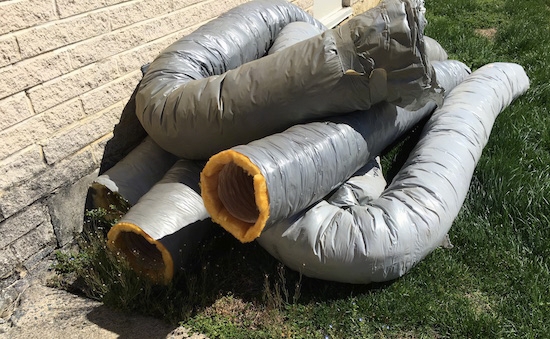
98,82,148,175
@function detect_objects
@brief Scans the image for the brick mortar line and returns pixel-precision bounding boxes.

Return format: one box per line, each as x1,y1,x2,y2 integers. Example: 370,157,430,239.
0,95,80,137
0,144,45,167
111,16,216,61
14,34,22,57
53,0,135,20
53,0,62,19
89,132,114,165
96,0,170,30
23,91,36,116
82,69,142,94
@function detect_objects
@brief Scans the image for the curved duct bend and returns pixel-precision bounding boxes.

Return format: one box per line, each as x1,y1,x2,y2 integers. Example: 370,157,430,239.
252,63,529,284
136,0,442,160
201,60,471,243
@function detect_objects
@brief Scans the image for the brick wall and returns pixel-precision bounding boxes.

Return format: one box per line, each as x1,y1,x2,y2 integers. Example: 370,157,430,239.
0,0,323,286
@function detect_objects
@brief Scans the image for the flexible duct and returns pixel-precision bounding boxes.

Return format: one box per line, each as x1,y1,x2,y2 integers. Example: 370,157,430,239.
103,1,529,286
103,1,454,282
136,0,442,160
424,36,449,62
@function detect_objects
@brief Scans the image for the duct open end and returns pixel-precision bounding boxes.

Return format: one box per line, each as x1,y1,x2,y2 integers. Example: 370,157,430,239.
89,182,130,220
201,150,269,243
107,222,174,284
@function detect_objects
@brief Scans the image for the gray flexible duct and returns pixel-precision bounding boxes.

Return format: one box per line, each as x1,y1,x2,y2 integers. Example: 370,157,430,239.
104,16,468,283
136,0,442,159
254,63,529,283
102,1,458,282
103,1,529,286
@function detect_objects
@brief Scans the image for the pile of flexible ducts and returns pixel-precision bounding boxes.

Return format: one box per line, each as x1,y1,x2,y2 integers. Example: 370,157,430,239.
89,0,529,284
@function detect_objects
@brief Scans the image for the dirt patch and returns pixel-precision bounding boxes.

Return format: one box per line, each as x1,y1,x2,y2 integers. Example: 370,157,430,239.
465,290,494,316
202,295,284,331
475,28,497,40
1,283,208,339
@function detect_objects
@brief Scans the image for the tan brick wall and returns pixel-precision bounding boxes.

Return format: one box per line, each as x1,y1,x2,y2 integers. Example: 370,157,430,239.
0,0,321,285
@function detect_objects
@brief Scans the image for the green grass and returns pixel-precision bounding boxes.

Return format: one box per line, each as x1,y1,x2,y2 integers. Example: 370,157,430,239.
53,0,550,337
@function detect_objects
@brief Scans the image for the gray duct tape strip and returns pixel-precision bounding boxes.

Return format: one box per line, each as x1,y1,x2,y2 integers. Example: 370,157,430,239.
257,63,529,284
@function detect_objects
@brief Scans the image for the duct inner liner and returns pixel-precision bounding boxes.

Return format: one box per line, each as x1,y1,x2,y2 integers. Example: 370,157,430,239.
218,162,260,224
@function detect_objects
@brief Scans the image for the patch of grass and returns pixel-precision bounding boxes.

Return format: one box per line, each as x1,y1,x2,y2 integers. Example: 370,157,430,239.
54,0,549,337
